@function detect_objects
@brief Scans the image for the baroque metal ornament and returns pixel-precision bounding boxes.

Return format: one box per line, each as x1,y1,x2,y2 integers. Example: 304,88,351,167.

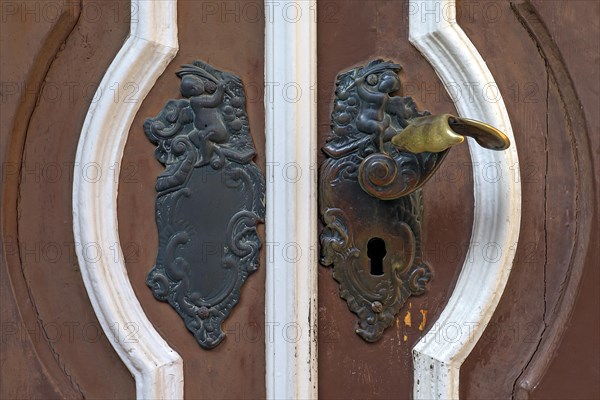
145,60,265,349
319,60,440,343
320,59,510,343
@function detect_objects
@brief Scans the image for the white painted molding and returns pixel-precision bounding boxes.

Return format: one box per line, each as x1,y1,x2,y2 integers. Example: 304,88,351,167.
409,1,522,399
264,1,318,399
72,1,182,398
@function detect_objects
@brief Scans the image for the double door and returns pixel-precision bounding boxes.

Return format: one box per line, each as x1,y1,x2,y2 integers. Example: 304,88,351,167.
1,1,598,399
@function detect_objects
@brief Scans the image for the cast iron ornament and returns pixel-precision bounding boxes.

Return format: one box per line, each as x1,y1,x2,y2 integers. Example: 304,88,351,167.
145,60,265,349
319,59,509,342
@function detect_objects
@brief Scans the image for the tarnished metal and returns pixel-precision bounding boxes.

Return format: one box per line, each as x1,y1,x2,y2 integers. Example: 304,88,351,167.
319,59,510,342
145,60,265,349
391,114,510,153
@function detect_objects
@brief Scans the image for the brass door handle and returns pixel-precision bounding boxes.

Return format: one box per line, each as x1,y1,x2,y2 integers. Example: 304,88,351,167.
319,59,511,342
391,114,510,154
355,113,511,201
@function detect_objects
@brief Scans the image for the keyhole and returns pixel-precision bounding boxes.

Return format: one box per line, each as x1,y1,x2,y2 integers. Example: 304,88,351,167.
367,237,386,276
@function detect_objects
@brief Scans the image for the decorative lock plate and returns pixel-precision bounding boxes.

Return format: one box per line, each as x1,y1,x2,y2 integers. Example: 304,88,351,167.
145,61,265,349
319,59,509,342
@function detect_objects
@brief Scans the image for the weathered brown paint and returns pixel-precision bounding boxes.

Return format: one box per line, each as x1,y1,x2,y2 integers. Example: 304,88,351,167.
1,2,85,395
317,1,472,398
458,1,598,398
318,1,598,399
1,0,135,398
2,0,598,398
118,1,266,398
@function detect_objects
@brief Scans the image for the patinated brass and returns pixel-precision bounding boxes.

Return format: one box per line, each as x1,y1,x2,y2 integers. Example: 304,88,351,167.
319,59,511,343
447,116,510,150
391,114,510,153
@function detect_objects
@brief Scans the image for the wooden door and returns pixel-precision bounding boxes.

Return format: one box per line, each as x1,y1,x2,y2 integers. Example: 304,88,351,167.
1,1,598,399
316,1,598,399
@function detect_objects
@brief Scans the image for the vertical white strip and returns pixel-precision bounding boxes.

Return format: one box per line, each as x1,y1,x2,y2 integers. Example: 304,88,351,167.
408,1,522,399
72,1,182,398
265,1,318,399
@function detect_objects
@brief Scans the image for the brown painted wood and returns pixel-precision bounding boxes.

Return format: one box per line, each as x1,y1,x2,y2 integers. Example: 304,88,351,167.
316,2,472,398
454,0,548,396
2,2,84,397
318,1,598,399
1,0,135,398
2,0,597,398
457,1,598,398
526,3,600,397
118,1,266,398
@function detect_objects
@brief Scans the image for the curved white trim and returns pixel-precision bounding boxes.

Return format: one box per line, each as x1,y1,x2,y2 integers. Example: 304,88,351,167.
264,1,318,399
72,1,182,398
409,1,521,398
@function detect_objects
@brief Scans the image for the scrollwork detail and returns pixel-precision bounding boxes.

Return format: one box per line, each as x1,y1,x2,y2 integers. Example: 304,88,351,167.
145,61,265,349
320,59,435,342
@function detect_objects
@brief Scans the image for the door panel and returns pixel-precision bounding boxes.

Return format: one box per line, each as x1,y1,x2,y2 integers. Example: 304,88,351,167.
316,1,472,398
118,0,266,398
457,1,598,398
1,0,135,398
316,0,598,399
1,0,598,399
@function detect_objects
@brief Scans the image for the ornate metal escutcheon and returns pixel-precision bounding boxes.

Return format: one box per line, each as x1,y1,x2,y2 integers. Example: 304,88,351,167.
145,60,265,349
319,59,510,342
